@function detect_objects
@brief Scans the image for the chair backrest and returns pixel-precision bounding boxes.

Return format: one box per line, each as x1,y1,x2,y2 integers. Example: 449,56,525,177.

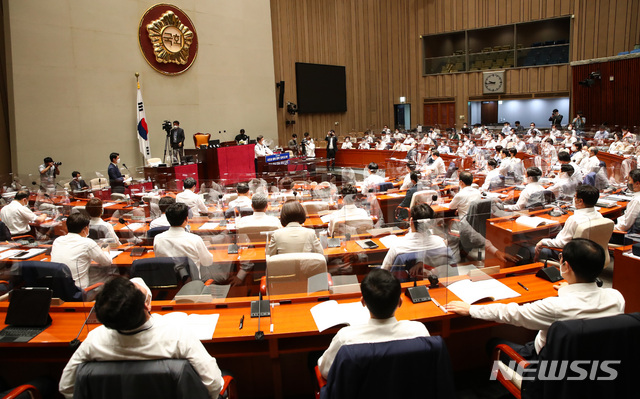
90,178,108,190
526,189,555,210
332,218,374,236
522,313,640,399
111,193,126,201
409,189,438,208
17,261,83,302
573,218,614,267
147,226,170,239
193,133,211,148
266,253,328,295
302,201,329,214
74,359,209,399
321,336,455,399
376,182,394,192
237,224,280,242
146,157,162,166
130,257,196,299
0,221,11,241
463,199,493,236
89,224,110,240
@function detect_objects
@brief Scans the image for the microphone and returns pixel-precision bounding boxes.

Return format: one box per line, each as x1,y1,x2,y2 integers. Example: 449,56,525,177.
118,217,142,246
405,268,431,304
251,291,270,340
70,306,95,351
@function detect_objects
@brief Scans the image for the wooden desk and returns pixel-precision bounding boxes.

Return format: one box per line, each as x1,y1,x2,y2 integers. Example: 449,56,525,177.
315,148,407,169
0,264,557,399
612,246,640,313
143,164,198,191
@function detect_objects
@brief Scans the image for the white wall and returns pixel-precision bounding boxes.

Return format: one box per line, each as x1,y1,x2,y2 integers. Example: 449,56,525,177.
497,98,569,128
5,0,278,179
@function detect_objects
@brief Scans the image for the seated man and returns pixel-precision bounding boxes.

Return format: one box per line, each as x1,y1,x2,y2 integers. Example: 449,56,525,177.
399,161,417,191
328,184,370,236
69,171,89,192
85,198,121,245
153,203,214,280
504,167,544,211
176,177,208,217
51,213,112,289
59,276,224,398
424,150,445,176
448,171,481,218
236,193,282,232
446,238,625,360
149,196,175,229
613,169,640,232
535,185,602,260
228,182,252,209
395,172,422,221
556,151,584,184
547,164,578,200
361,162,385,193
0,190,47,236
317,269,429,378
481,159,501,191
382,203,448,270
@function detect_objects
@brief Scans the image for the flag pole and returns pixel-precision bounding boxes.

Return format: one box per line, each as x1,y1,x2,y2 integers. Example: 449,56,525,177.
135,72,145,168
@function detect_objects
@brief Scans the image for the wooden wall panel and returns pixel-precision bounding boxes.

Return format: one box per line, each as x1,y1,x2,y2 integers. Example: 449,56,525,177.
270,0,640,145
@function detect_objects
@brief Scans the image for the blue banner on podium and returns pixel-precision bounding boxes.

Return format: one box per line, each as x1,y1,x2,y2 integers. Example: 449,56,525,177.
266,153,290,163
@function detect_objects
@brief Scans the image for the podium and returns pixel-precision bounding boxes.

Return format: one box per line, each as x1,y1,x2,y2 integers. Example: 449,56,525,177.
185,144,255,186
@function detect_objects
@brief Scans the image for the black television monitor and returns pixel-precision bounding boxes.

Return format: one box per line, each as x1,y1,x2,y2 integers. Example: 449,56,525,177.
295,62,347,114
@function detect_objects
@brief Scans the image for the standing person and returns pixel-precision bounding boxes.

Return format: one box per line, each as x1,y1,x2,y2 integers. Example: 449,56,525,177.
303,132,316,158
39,157,60,192
108,152,126,194
325,130,338,171
288,133,299,155
572,111,586,135
549,108,563,127
170,120,185,163
254,135,273,173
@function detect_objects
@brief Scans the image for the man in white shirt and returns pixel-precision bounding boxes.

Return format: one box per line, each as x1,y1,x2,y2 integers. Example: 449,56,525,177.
361,162,385,193
85,197,121,245
570,142,587,166
0,190,46,236
153,203,215,280
227,182,252,212
614,169,640,232
504,167,545,211
447,238,625,359
51,212,112,289
535,185,602,260
317,268,429,378
481,159,502,191
579,147,600,174
341,136,353,149
39,156,60,192
424,150,446,177
501,122,511,135
436,142,451,154
400,161,417,191
254,135,273,158
358,138,370,150
149,196,175,229
328,184,370,236
59,276,224,398
556,151,584,183
175,177,208,217
526,122,541,137
514,135,527,152
448,172,481,218
236,194,282,232
548,164,578,200
382,203,450,270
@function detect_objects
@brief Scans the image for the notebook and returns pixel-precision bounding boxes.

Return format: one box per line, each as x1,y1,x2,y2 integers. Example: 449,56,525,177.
0,288,53,342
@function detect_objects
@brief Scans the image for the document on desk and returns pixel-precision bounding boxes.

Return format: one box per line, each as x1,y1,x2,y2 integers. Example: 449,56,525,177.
378,234,401,249
154,312,220,340
515,215,559,228
310,300,369,332
125,223,145,231
102,202,117,207
198,222,219,230
4,248,47,260
605,194,633,202
320,214,332,224
387,193,404,197
108,251,123,260
0,246,13,253
446,278,520,304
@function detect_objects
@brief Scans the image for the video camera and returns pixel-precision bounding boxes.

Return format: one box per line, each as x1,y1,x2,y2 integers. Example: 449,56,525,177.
162,120,172,136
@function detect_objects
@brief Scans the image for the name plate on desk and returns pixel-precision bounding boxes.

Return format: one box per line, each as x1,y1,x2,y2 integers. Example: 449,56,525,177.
266,153,290,163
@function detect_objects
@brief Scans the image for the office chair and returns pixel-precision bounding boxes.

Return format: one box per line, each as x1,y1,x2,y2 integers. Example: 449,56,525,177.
237,224,279,243
302,201,330,214
493,313,640,399
88,224,110,240
331,218,374,237
1,384,41,399
74,359,236,399
314,336,455,399
16,261,103,302
538,219,614,267
261,253,329,296
193,132,211,149
130,257,197,300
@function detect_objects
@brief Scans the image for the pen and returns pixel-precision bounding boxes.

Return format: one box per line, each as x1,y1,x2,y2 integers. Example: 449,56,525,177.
239,315,244,330
518,282,529,291
431,298,447,314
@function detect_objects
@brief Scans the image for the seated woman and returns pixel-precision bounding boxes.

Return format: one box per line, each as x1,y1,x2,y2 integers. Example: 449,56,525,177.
266,201,323,256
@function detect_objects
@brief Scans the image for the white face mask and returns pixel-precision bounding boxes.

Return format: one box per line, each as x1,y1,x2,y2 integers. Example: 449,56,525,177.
77,176,83,181
568,126,573,130
572,197,577,208
116,158,121,164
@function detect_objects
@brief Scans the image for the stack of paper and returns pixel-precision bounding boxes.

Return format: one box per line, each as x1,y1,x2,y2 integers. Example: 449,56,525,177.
310,300,369,332
446,278,520,304
154,312,220,340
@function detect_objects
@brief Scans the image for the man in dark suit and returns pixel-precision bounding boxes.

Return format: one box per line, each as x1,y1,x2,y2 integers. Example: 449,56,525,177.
396,171,421,221
170,120,185,163
69,171,89,193
108,152,126,194
325,130,338,171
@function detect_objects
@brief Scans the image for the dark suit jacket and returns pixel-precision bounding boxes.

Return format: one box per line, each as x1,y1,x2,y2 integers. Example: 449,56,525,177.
170,127,185,148
69,179,89,192
108,163,124,187
325,136,338,155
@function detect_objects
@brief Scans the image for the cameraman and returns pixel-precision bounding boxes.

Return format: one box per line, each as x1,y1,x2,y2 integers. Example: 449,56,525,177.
39,156,60,192
170,120,185,163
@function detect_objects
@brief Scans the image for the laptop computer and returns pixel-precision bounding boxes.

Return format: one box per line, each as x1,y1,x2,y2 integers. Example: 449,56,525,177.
0,288,52,342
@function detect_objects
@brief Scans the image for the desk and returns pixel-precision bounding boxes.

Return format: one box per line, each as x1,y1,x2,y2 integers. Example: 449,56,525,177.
315,148,406,169
0,264,556,399
143,164,198,191
612,246,640,313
